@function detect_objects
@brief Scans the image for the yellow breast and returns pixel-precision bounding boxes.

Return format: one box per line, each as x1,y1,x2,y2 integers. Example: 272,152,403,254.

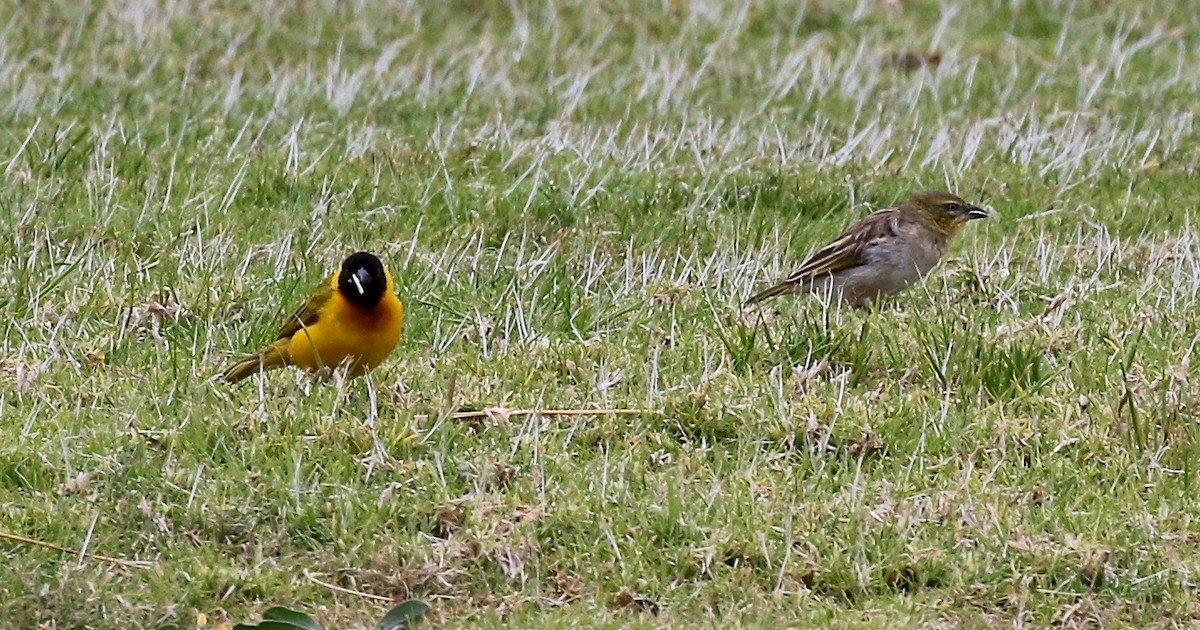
285,293,404,376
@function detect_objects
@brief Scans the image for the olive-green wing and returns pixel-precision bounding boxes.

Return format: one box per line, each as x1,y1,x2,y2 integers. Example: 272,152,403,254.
785,208,898,281
275,279,334,341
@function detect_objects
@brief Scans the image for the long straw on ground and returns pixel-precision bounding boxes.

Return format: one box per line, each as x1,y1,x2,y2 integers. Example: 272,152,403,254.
450,407,650,421
0,530,155,569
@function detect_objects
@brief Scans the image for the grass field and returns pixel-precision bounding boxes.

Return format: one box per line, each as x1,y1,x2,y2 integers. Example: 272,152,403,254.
3,0,1200,627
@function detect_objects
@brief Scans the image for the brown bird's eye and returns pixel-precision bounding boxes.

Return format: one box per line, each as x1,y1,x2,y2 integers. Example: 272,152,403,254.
945,202,961,212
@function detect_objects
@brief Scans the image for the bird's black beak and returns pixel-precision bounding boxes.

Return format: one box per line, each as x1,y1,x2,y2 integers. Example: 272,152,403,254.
964,205,990,220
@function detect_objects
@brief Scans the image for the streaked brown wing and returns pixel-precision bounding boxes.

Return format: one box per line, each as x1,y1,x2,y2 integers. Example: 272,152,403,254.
275,278,334,341
786,208,898,281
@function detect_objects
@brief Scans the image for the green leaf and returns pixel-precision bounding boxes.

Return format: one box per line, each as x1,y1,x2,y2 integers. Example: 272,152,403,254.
233,623,315,630
262,607,323,630
373,600,431,630
232,606,324,630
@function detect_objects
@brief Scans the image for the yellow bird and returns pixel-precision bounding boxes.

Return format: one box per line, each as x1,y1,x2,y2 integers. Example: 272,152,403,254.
222,251,404,383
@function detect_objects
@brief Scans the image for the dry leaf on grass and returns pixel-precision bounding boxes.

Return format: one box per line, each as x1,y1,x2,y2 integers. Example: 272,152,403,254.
612,587,660,615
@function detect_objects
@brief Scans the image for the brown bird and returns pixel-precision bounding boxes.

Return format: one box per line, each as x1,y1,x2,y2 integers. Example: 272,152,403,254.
745,191,988,307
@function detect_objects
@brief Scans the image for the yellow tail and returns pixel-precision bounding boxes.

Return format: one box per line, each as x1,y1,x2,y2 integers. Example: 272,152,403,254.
221,344,288,383
744,281,795,306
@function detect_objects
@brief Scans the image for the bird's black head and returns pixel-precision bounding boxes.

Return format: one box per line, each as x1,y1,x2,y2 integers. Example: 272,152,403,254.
337,251,389,307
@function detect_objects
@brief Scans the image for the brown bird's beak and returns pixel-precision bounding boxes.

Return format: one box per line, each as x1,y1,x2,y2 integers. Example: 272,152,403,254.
964,205,989,220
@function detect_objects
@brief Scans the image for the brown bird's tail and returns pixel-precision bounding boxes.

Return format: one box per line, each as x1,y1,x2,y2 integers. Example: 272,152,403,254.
744,281,795,306
221,344,288,383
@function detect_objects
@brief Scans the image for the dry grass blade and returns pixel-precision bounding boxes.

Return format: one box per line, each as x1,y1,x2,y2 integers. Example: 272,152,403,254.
304,570,393,603
450,407,650,420
0,530,155,569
